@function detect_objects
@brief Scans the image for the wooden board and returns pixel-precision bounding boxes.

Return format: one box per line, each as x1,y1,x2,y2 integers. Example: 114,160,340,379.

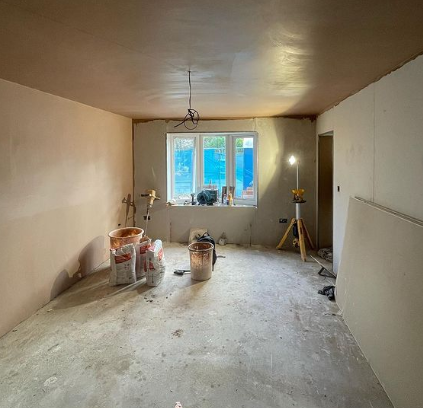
310,254,335,277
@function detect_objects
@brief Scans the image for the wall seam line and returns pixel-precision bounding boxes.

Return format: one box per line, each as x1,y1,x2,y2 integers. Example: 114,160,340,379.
372,84,376,202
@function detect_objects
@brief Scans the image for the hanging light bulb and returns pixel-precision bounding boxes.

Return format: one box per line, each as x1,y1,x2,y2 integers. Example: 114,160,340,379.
175,70,200,130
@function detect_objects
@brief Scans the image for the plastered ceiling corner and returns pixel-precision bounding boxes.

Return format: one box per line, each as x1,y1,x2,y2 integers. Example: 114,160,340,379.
0,0,423,119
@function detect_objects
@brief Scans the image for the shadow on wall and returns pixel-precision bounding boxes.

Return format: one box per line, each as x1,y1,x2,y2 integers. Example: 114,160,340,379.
50,236,105,300
251,118,316,247
251,118,286,247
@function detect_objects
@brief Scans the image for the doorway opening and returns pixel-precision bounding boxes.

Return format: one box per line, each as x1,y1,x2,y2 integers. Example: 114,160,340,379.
317,132,333,252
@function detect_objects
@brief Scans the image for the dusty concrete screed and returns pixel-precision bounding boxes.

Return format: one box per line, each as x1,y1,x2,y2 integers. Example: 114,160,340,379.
0,244,393,408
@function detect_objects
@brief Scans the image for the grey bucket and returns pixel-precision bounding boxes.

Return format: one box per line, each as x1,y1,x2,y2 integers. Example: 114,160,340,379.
188,242,214,281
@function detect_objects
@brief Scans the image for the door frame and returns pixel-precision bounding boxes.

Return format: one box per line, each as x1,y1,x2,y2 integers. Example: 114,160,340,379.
316,131,334,250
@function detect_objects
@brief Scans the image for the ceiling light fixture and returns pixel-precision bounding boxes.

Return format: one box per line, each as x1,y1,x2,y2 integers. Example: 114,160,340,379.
175,70,200,130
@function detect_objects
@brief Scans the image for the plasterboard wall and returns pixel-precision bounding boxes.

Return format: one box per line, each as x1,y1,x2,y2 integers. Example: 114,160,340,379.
337,198,423,408
134,118,316,246
316,54,423,272
0,79,133,337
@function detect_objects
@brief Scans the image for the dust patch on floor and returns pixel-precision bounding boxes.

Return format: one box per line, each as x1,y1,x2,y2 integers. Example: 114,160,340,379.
0,244,392,408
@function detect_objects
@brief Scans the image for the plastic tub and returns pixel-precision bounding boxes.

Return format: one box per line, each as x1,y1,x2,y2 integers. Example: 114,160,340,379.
188,242,214,281
108,227,144,249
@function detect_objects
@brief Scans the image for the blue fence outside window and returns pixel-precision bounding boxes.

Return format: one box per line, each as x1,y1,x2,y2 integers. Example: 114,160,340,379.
174,148,253,196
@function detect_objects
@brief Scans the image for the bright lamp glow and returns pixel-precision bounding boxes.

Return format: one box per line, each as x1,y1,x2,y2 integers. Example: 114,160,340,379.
288,155,297,165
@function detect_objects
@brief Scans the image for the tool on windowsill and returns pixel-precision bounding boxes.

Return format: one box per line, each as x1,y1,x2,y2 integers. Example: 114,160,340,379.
174,269,190,276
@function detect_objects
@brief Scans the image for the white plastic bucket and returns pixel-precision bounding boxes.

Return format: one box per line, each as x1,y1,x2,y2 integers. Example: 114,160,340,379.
188,242,214,281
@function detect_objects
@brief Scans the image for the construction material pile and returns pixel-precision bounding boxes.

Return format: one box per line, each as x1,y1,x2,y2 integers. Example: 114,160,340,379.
108,231,165,287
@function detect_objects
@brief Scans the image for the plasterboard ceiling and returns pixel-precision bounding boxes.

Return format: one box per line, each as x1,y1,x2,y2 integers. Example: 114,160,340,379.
0,0,423,119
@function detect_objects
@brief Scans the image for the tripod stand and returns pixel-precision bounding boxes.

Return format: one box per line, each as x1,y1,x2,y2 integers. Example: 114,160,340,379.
276,192,314,262
276,200,314,261
277,156,314,261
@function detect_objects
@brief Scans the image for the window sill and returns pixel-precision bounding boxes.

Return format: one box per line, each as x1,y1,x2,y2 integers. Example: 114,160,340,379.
168,203,257,209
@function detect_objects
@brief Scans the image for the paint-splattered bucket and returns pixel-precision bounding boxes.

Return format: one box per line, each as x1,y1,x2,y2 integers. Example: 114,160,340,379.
188,242,213,281
108,227,144,249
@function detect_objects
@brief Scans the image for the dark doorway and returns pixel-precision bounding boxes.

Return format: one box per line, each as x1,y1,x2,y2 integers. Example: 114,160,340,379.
318,133,333,249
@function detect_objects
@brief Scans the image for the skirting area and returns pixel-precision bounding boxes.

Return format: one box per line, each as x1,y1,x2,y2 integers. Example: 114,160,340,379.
0,244,393,408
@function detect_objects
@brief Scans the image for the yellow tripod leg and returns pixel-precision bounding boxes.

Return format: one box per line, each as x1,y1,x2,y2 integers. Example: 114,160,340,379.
297,219,307,261
276,218,296,250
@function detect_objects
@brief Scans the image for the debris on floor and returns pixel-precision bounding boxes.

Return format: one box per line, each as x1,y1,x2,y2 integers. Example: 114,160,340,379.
318,285,336,301
175,403,183,408
172,329,183,338
188,227,208,243
218,232,227,245
174,269,190,275
43,376,58,387
318,247,333,262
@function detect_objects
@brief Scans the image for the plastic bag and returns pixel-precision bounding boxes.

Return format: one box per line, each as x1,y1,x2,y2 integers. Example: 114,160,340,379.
135,238,152,279
109,244,136,286
146,240,166,287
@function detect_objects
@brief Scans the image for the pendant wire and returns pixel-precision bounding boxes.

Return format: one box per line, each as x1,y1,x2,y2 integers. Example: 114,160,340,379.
175,70,200,130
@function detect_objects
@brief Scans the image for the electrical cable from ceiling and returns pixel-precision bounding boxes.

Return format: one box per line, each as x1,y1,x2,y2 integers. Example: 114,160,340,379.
175,70,200,130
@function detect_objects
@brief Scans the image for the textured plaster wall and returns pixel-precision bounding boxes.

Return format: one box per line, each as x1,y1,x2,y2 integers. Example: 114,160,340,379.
0,79,133,337
134,118,316,247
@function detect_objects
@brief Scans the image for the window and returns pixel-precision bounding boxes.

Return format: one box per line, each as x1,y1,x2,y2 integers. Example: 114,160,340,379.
167,132,257,205
173,137,196,198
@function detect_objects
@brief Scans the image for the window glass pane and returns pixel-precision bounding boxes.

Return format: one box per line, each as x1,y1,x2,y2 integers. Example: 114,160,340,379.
173,138,195,199
235,137,254,199
203,136,226,191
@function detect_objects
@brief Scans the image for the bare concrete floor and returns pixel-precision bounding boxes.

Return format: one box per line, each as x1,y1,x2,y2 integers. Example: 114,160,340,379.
0,244,393,408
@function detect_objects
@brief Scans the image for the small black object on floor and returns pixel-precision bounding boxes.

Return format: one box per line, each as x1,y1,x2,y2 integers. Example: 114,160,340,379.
174,269,190,276
318,285,335,301
197,232,217,266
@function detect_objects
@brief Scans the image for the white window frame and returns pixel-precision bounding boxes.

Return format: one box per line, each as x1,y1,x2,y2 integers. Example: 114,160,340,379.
166,132,258,206
166,134,198,203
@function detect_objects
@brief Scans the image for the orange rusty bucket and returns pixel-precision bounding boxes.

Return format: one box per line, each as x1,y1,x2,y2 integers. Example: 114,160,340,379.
108,227,144,250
